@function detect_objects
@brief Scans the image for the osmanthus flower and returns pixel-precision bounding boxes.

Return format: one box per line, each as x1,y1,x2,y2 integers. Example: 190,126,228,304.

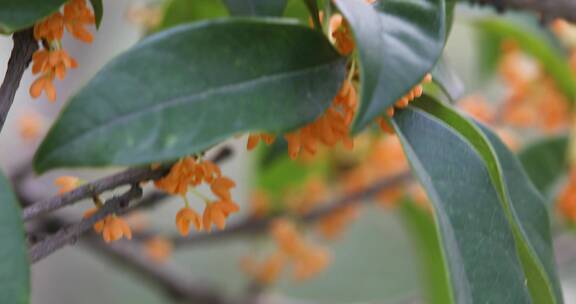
283,79,358,160
144,236,174,263
154,156,239,234
376,73,432,134
63,0,96,43
18,111,43,140
54,175,81,194
83,208,132,243
203,200,240,231
30,0,95,102
175,207,201,236
210,176,236,201
246,133,276,151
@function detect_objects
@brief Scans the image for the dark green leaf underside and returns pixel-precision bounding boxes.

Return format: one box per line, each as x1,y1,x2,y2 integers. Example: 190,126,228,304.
0,0,67,33
34,19,345,172
411,96,563,303
0,172,29,304
223,0,287,16
334,0,447,132
392,106,531,303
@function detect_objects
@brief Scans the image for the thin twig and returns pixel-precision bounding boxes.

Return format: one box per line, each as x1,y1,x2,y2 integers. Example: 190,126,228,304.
22,165,170,221
0,28,38,134
29,185,143,263
172,172,412,247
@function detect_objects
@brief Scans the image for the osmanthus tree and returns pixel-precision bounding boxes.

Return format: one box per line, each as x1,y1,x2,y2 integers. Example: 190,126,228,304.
1,0,576,303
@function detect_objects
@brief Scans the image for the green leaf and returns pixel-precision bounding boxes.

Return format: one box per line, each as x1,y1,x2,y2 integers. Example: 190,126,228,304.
392,104,531,303
519,135,568,196
89,0,103,29
333,0,447,132
0,0,67,33
0,172,30,304
431,57,465,101
399,200,451,304
223,0,287,16
475,18,576,102
409,96,563,303
34,19,345,172
158,0,228,30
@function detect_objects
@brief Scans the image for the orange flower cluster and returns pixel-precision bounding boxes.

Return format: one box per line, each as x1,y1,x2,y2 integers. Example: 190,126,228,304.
154,157,239,234
499,43,570,133
242,219,330,284
558,169,576,222
30,0,95,102
377,74,432,134
283,80,357,159
83,208,133,243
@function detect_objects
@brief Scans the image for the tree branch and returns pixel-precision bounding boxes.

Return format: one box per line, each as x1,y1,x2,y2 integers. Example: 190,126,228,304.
172,172,412,247
0,28,38,134
29,184,143,263
23,146,233,221
471,0,576,22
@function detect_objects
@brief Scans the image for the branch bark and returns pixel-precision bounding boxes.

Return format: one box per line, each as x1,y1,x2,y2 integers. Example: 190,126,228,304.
23,145,233,221
0,28,37,134
29,185,143,263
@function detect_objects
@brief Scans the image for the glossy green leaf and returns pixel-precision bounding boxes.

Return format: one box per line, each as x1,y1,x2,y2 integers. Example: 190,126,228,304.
158,0,228,30
409,96,563,303
333,0,447,132
475,18,576,102
223,0,287,16
400,200,451,304
283,0,310,24
89,0,103,29
0,172,29,304
34,19,345,172
0,0,66,33
431,57,465,101
392,105,531,303
519,135,568,196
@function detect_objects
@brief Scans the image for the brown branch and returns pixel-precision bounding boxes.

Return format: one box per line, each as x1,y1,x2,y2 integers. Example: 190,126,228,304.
0,28,38,134
23,146,233,221
29,185,143,263
22,164,170,221
471,0,576,22
172,172,412,247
